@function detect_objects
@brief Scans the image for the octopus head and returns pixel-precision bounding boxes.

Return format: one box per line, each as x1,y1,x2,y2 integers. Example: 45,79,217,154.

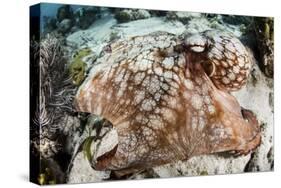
183,30,253,92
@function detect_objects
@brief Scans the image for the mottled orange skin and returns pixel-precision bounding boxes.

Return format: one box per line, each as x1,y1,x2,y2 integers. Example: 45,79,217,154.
75,31,261,174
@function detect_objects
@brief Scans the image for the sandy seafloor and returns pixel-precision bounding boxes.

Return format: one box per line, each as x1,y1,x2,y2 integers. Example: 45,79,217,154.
40,6,274,183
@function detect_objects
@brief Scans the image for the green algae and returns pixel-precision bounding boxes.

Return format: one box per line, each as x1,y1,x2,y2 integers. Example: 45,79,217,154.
69,48,92,85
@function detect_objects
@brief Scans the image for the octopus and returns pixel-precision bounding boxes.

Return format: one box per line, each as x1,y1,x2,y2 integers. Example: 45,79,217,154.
74,30,261,176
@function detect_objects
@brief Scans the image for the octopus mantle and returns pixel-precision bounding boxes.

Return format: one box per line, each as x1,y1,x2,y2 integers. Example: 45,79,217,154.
75,31,261,173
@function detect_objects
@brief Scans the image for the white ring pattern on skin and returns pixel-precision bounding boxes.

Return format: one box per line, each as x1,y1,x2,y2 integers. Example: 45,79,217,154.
75,31,261,175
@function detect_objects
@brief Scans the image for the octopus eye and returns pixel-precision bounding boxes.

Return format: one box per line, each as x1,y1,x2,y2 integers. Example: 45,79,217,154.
184,34,208,53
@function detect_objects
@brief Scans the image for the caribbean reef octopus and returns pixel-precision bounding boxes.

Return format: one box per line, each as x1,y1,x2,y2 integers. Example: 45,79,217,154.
75,30,261,175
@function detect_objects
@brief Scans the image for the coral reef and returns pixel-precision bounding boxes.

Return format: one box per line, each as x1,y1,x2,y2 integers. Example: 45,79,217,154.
33,4,274,183
253,17,274,78
57,19,73,34
43,16,57,34
74,7,101,29
55,5,75,35
114,9,151,23
166,11,201,24
56,5,74,22
43,5,101,36
37,158,65,185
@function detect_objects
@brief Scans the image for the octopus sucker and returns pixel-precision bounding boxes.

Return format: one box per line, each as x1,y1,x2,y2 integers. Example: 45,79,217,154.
75,30,261,175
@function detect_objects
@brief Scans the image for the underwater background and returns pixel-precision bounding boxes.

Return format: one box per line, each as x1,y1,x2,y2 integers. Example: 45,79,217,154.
30,3,274,185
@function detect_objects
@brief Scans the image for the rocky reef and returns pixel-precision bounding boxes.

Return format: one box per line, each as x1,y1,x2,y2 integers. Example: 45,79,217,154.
31,4,274,184
253,17,274,78
114,9,151,23
43,5,102,37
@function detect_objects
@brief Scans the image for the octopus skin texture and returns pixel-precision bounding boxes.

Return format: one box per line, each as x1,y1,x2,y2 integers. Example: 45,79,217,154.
74,31,261,175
